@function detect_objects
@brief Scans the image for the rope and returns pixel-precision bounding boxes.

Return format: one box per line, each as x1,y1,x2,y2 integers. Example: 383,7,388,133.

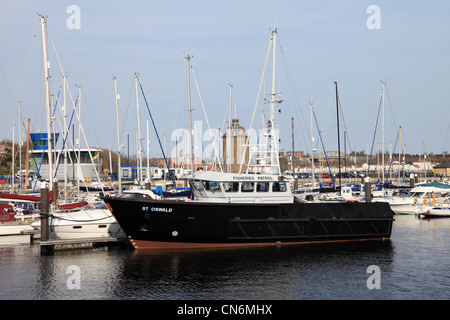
190,66,223,172
46,24,104,192
238,33,273,174
139,82,176,185
48,213,115,223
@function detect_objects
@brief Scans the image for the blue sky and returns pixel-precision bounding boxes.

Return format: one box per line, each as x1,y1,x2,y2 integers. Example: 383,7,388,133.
1,0,449,161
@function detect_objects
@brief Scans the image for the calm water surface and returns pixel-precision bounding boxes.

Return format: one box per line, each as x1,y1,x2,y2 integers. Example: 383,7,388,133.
1,215,450,300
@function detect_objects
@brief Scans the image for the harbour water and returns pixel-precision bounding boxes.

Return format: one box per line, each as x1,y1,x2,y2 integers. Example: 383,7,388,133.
1,215,450,301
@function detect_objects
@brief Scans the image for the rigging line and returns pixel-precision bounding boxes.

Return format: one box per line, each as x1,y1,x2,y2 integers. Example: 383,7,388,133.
312,108,335,187
48,213,115,223
0,64,17,115
384,85,399,132
337,94,353,152
121,78,135,140
367,94,383,176
54,107,77,178
119,77,135,141
47,29,104,191
79,89,102,147
277,35,310,152
238,32,272,174
16,22,39,101
190,66,224,172
441,114,450,151
385,130,400,180
168,67,185,151
139,82,176,185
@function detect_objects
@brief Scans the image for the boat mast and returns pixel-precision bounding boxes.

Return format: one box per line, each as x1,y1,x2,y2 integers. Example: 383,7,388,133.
227,84,233,173
135,73,143,184
146,119,150,182
291,117,294,174
40,15,53,192
398,125,401,184
114,77,122,195
26,119,30,189
382,81,386,186
12,123,15,192
185,55,194,174
310,101,315,187
63,73,67,200
18,101,22,191
267,28,282,174
77,86,81,200
334,81,341,192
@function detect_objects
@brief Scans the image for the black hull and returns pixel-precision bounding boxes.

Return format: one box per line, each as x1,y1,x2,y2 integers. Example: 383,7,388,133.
103,197,394,250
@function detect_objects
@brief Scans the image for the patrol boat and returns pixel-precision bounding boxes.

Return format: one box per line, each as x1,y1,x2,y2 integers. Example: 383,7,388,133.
103,29,393,250
103,170,393,250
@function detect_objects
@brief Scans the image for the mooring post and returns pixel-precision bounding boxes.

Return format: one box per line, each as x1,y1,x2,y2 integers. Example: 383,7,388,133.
40,186,49,241
53,180,58,203
364,177,372,203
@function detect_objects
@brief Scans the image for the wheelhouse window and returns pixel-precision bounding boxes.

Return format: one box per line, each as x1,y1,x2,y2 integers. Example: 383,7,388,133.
202,180,221,192
191,180,205,191
241,182,254,192
256,182,269,192
272,182,287,192
222,182,239,192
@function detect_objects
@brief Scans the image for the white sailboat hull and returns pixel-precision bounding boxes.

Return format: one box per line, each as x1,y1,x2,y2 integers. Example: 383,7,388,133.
31,208,126,240
0,222,34,236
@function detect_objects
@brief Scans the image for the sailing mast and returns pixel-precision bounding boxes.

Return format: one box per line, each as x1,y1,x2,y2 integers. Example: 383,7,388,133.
135,73,143,184
146,119,150,182
334,82,341,192
185,55,194,174
77,86,81,199
63,73,67,200
382,81,386,185
26,119,30,189
39,15,53,192
12,123,15,192
114,77,122,195
310,101,315,187
18,101,22,190
226,84,233,173
268,29,282,174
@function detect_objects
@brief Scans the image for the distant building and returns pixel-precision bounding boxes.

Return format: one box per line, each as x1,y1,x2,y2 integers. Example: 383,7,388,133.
433,163,450,177
0,142,6,155
222,119,249,173
285,151,304,159
28,132,102,182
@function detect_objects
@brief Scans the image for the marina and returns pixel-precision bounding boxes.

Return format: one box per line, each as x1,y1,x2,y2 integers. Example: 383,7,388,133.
1,215,450,300
1,2,450,306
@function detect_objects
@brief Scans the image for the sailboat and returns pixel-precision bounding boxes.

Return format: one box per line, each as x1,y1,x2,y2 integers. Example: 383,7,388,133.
27,16,128,242
103,29,393,250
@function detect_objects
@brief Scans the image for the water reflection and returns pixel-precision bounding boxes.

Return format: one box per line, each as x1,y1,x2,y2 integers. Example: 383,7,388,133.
4,214,450,300
114,241,394,300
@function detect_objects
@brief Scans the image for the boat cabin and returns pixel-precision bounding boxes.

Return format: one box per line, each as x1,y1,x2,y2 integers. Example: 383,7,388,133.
188,171,293,203
0,204,15,222
405,182,450,204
